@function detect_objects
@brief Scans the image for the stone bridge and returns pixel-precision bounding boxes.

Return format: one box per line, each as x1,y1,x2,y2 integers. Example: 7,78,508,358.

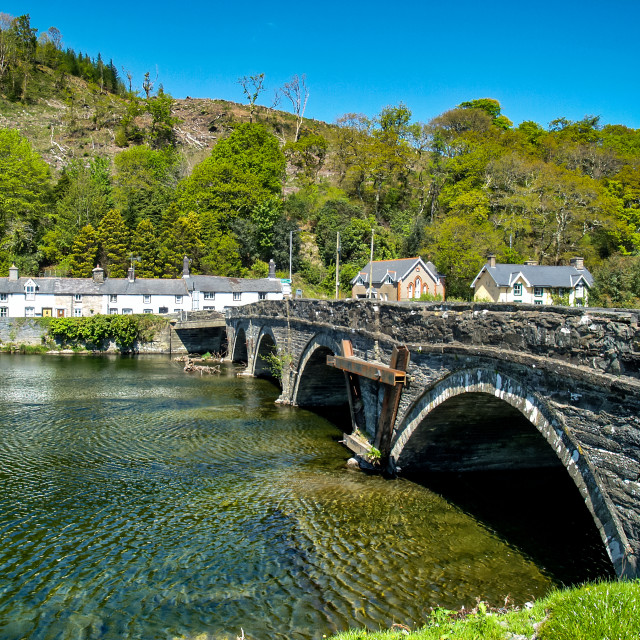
226,299,640,580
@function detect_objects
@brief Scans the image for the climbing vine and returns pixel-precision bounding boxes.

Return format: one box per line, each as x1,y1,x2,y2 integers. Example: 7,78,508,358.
48,314,168,351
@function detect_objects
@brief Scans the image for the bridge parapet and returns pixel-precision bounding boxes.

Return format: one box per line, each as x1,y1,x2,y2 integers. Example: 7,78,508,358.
228,299,640,379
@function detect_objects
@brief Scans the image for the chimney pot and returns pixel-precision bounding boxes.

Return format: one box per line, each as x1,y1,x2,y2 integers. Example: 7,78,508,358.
8,264,18,281
92,265,105,284
487,254,496,268
570,257,584,270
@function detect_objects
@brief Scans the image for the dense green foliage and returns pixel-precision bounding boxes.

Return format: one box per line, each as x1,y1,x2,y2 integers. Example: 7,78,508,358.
1,13,640,304
48,314,166,351
330,580,640,640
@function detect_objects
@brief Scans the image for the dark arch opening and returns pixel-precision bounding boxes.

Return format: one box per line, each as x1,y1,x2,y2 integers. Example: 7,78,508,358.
254,333,278,380
296,346,351,430
400,392,615,586
232,328,248,364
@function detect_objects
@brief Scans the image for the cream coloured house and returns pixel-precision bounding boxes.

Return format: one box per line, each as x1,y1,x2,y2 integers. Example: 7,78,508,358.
351,257,445,301
471,256,593,306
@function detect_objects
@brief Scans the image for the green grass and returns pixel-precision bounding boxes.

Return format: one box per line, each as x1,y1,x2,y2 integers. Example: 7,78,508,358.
330,580,640,640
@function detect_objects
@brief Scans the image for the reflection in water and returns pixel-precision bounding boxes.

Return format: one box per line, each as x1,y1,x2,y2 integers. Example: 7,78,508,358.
0,355,612,640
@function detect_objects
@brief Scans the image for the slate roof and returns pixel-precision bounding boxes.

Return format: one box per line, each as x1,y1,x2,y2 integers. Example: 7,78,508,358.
351,257,443,285
471,262,594,289
0,276,189,295
186,275,283,293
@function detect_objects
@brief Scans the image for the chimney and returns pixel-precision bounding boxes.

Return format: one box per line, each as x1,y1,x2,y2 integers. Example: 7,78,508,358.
127,266,135,282
268,258,276,279
570,257,584,270
92,265,105,284
487,254,496,268
524,260,538,266
8,264,18,281
182,255,191,278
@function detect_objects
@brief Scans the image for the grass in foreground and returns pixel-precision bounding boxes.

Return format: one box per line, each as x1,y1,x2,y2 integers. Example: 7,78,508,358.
331,580,640,640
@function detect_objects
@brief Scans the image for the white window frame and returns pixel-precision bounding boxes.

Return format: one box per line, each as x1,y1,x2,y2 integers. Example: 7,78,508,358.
175,295,183,304
110,294,117,303
143,309,153,314
204,292,215,300
122,308,133,315
233,292,242,301
0,307,7,317
143,294,151,304
109,308,118,315
74,293,82,302
0,293,7,301
25,307,35,317
74,307,83,317
25,285,35,301
575,284,584,298
259,292,267,300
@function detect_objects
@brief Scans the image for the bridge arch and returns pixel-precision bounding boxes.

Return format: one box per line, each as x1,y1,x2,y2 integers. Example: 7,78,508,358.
252,327,279,379
230,325,249,364
292,333,349,408
391,367,635,579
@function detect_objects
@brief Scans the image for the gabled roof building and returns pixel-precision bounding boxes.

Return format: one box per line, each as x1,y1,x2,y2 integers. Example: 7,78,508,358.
351,257,445,301
471,255,594,306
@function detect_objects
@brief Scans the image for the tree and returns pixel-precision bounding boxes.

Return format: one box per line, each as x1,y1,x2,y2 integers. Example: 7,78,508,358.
458,98,513,130
279,74,309,142
112,145,180,229
237,73,265,123
68,224,98,277
131,218,160,277
97,209,129,277
0,128,50,273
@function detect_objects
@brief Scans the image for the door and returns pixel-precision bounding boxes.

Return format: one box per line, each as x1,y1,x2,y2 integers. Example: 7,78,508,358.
42,308,52,317
56,309,65,317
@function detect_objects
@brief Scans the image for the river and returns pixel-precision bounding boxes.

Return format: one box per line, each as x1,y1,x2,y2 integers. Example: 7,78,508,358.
0,354,613,640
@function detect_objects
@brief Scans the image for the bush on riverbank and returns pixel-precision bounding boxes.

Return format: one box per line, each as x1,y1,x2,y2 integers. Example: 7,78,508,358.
331,580,640,640
48,314,169,351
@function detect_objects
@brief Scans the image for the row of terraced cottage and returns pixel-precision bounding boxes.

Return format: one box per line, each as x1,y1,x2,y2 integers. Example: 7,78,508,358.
0,259,288,319
351,255,593,306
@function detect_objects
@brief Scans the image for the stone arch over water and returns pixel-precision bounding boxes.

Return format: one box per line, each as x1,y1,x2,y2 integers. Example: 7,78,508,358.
230,325,249,364
391,367,634,579
253,327,279,378
292,333,349,407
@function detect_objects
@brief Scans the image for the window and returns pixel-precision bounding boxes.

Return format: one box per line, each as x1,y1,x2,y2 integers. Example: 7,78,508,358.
175,295,183,304
0,293,7,301
534,300,543,305
110,294,117,303
74,294,82,302
25,285,35,301
407,283,413,298
158,306,168,314
534,287,543,297
203,306,215,310
233,292,241,301
122,308,133,315
109,308,118,315
259,292,267,300
74,307,82,317
173,309,181,314
143,295,151,304
144,309,153,314
557,288,565,296
414,278,422,298
25,307,35,317
513,283,523,296
204,292,215,300
575,284,584,298
0,307,7,317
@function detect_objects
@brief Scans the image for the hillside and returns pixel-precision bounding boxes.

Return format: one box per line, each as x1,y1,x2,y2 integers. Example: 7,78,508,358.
1,17,640,306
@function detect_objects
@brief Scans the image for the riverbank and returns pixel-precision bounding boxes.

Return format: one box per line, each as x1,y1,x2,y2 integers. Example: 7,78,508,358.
329,580,640,640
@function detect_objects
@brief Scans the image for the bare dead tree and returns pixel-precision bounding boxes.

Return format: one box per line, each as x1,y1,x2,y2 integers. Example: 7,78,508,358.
237,72,265,123
280,73,309,142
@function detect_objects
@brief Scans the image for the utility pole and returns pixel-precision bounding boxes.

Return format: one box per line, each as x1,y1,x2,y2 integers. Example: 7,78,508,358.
335,231,340,300
289,230,293,283
368,231,374,299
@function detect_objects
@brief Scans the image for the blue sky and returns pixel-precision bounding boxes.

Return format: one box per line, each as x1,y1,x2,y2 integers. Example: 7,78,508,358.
4,1,639,128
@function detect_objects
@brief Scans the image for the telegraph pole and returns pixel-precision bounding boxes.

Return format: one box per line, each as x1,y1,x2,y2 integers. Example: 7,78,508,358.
335,231,340,300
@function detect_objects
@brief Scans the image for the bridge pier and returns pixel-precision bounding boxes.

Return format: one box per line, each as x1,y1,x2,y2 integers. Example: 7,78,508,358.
227,299,640,579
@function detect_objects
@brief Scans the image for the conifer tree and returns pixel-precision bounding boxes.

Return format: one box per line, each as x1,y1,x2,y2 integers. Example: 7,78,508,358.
131,218,160,277
158,212,204,277
97,209,129,277
68,224,98,277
